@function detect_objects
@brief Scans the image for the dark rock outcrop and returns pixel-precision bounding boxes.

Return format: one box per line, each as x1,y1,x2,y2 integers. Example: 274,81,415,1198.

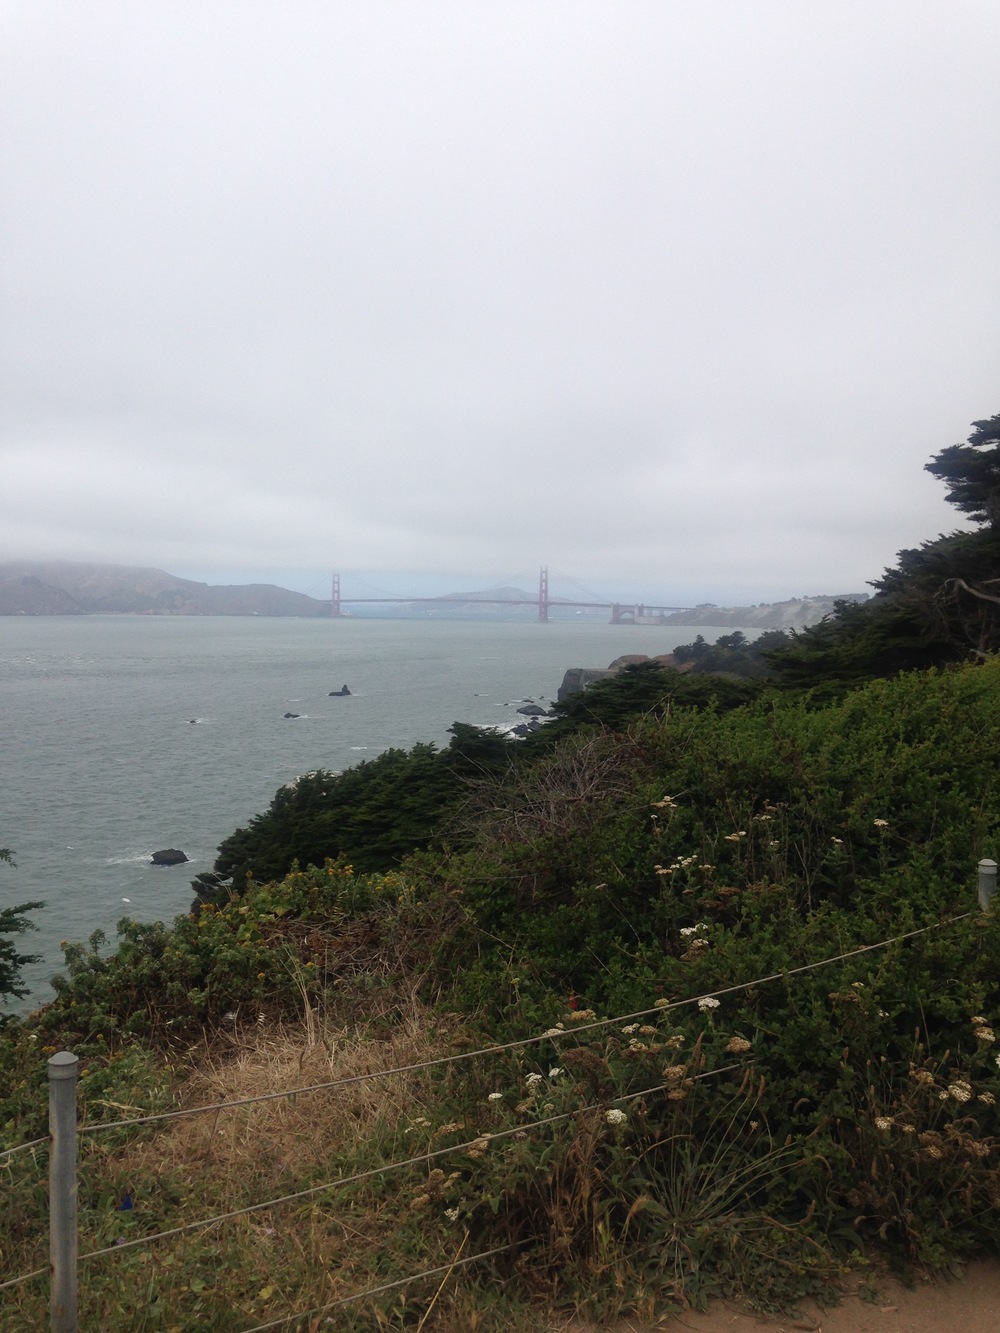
151,848,188,866
556,667,619,702
510,721,541,737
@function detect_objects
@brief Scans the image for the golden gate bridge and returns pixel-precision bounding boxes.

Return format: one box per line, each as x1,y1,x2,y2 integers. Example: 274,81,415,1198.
327,568,695,624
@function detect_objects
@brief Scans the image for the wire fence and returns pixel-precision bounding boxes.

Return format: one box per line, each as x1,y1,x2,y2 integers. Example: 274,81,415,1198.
239,1239,528,1333
0,901,986,1327
0,1133,48,1160
63,910,972,1137
75,1063,744,1264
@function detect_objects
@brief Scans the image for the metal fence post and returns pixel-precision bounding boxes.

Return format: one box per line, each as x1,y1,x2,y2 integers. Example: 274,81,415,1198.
979,859,998,913
48,1051,79,1333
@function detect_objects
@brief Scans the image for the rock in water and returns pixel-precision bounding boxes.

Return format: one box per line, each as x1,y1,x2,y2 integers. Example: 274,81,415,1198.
151,848,188,866
328,684,351,696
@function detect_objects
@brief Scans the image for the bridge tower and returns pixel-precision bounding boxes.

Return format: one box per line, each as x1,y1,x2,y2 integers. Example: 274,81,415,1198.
331,571,342,617
537,566,549,623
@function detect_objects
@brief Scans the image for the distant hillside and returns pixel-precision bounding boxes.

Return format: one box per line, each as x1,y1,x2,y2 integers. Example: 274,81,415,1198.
660,593,868,631
0,561,330,616
401,585,533,610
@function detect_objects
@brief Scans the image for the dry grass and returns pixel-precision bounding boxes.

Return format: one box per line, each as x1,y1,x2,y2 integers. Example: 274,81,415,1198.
5,1002,530,1331
123,1002,451,1184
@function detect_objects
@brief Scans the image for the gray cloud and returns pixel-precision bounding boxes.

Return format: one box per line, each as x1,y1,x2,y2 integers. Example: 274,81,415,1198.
2,1,998,604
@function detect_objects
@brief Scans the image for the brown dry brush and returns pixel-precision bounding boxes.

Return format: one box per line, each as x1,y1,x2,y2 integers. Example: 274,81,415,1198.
2,1009,486,1332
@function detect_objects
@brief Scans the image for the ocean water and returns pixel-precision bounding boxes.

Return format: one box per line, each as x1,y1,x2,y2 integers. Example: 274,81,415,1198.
1,615,735,1008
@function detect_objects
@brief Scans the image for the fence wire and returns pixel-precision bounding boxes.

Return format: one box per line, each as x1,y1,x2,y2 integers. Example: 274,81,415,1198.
237,1239,526,1333
0,909,976,1306
0,1135,48,1161
0,1265,48,1295
76,1064,742,1264
73,910,972,1136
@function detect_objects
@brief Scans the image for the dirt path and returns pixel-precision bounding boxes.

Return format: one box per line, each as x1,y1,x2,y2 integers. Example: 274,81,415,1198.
563,1258,999,1333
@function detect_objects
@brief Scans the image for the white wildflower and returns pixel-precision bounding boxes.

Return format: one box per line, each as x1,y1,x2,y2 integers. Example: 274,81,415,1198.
487,1092,504,1102
525,1072,544,1087
605,1109,627,1126
873,819,889,829
874,1116,893,1131
621,1023,640,1034
697,996,720,1012
948,1081,973,1104
444,1207,460,1222
549,1067,563,1079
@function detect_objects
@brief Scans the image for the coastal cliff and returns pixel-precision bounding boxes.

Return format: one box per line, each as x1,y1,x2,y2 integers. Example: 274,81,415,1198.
659,593,867,630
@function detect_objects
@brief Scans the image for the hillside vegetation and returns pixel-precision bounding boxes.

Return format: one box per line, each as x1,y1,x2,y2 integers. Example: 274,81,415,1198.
2,412,1000,1330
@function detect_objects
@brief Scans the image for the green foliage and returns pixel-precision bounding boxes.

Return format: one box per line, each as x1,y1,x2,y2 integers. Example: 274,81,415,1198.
193,724,516,905
0,847,43,1011
192,666,758,912
19,861,413,1059
522,661,760,756
673,629,790,678
874,527,1000,664
925,411,1000,527
438,659,1000,1012
763,597,954,698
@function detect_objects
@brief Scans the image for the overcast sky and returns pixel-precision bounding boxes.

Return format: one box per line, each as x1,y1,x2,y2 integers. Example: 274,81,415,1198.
1,1,998,605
